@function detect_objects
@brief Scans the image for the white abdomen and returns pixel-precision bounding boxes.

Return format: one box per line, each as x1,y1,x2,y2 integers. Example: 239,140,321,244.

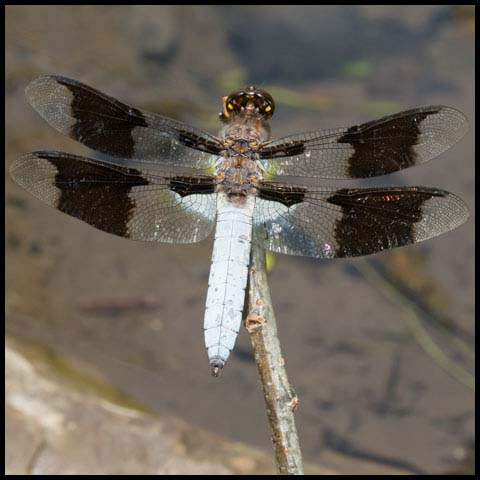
204,192,255,373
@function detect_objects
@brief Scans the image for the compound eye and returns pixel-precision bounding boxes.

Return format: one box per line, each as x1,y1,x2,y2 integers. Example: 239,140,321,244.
261,100,274,118
226,96,242,112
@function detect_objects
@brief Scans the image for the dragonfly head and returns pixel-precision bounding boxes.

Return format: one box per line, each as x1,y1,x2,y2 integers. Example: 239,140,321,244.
221,86,275,122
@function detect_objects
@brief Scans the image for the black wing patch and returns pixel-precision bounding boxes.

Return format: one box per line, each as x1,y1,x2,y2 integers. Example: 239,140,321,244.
258,182,306,208
254,186,468,258
10,151,217,243
45,151,149,237
258,140,305,159
258,106,468,180
326,188,444,257
337,108,437,178
25,75,223,170
177,130,224,155
57,77,148,159
170,175,216,197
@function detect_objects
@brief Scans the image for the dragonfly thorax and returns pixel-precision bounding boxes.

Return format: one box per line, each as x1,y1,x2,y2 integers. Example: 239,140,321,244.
215,157,262,198
222,112,271,144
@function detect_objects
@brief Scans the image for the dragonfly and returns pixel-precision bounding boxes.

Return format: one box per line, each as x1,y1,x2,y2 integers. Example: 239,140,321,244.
10,76,469,376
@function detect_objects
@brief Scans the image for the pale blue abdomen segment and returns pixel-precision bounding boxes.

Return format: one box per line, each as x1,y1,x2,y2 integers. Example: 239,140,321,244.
204,193,255,371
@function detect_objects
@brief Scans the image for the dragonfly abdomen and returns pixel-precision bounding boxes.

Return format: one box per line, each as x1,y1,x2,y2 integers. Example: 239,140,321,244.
203,192,255,375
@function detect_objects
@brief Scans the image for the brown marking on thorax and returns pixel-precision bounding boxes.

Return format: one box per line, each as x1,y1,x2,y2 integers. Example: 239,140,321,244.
215,106,271,198
215,157,260,197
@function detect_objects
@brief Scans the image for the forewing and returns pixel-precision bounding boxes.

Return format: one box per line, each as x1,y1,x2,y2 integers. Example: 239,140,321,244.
25,75,223,171
259,106,467,179
254,183,469,258
10,152,217,243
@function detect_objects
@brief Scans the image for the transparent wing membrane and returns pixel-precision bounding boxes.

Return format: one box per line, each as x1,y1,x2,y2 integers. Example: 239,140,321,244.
10,151,217,243
254,184,468,258
260,106,468,180
25,75,223,172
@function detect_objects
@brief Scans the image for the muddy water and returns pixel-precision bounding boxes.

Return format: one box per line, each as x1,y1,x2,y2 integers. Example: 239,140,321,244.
6,6,474,474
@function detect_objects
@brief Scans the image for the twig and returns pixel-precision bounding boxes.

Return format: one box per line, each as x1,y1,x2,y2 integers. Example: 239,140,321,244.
245,234,304,475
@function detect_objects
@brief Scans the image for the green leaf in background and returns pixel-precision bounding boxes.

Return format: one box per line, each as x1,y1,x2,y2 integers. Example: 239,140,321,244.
268,86,333,111
341,60,372,79
266,251,276,272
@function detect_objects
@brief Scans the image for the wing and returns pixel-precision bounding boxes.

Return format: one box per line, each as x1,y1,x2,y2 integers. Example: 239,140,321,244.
254,182,469,258
25,75,224,171
259,106,468,179
10,151,217,243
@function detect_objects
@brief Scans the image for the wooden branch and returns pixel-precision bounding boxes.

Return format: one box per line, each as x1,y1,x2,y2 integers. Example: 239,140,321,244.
245,236,304,475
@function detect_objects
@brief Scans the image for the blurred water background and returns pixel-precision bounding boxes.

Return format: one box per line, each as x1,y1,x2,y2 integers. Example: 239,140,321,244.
6,5,474,474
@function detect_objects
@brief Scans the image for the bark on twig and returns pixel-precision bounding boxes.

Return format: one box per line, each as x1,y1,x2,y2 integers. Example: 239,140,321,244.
245,236,304,475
